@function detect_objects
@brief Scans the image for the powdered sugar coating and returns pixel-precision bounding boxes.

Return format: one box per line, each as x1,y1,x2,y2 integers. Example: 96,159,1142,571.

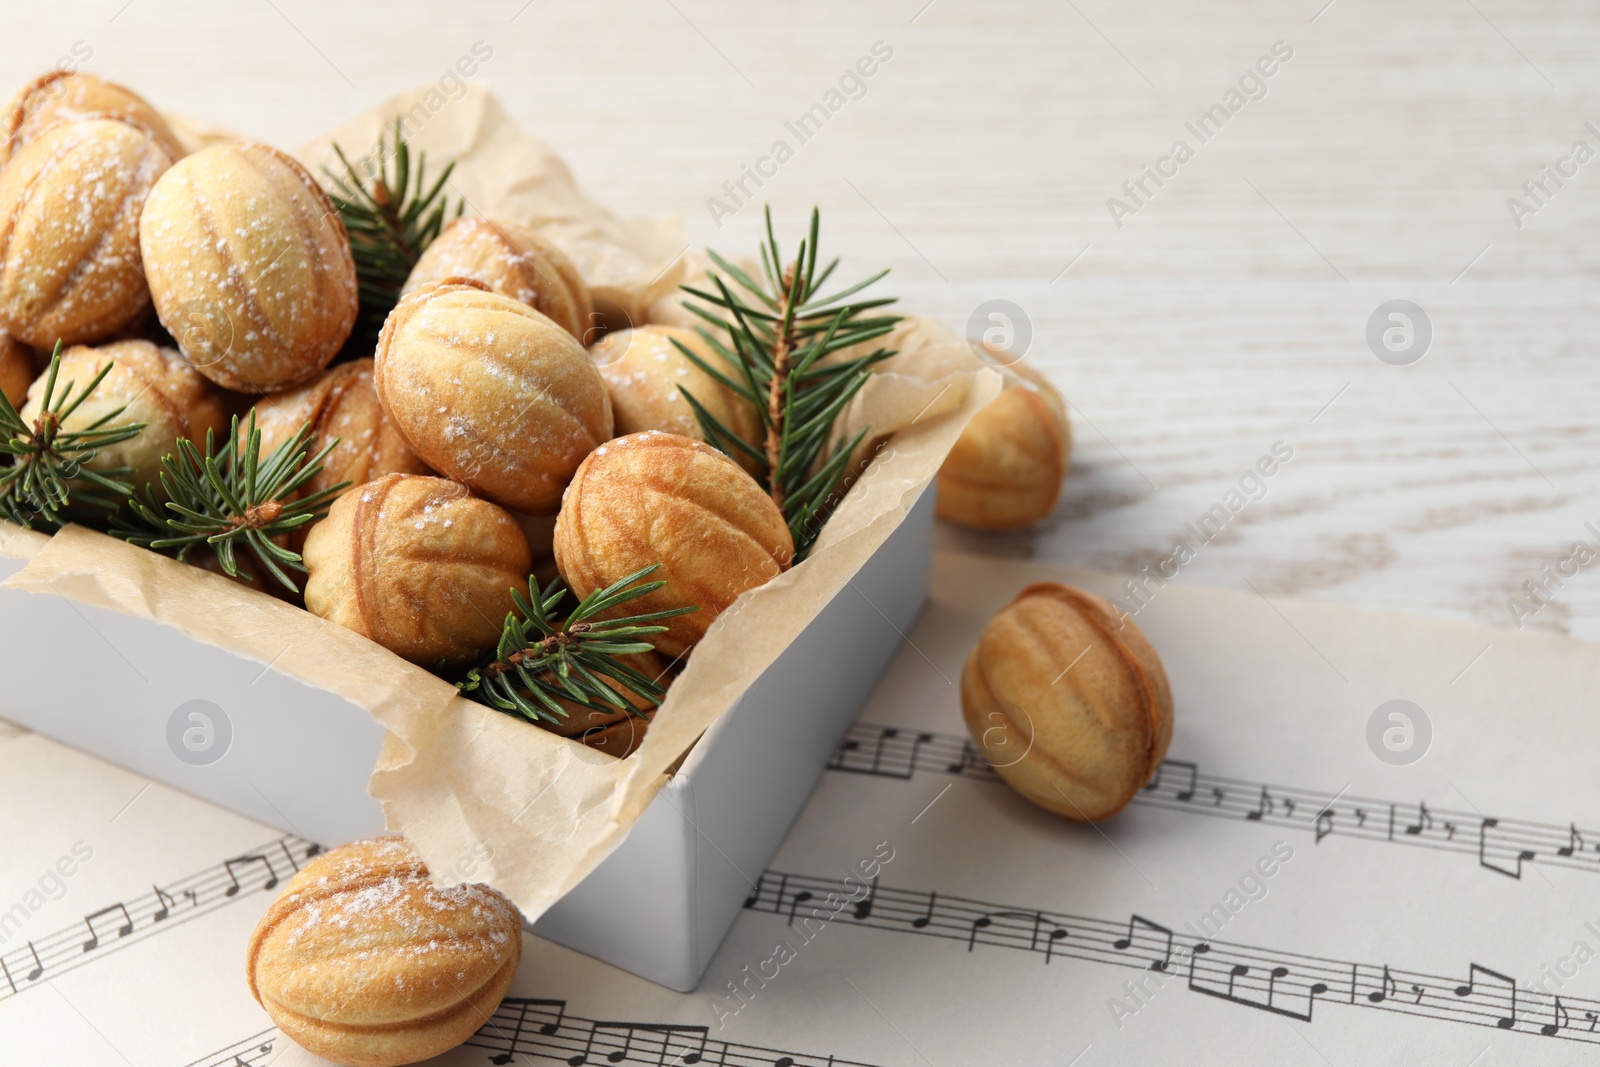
1,70,185,167
401,217,594,343
588,324,761,474
247,835,522,1058
139,142,357,394
19,338,226,487
251,359,432,501
374,282,612,514
0,118,172,348
303,473,531,668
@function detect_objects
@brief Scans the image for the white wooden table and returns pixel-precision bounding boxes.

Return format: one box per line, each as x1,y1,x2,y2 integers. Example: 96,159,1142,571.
5,0,1597,642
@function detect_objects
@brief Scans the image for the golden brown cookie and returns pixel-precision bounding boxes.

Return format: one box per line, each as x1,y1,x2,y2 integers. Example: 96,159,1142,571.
937,358,1070,530
588,325,761,472
251,359,431,501
18,338,226,488
1,70,184,166
140,142,357,393
247,835,522,1067
553,431,792,658
961,582,1172,821
303,474,532,670
0,118,172,348
401,217,594,343
0,330,31,409
374,281,612,515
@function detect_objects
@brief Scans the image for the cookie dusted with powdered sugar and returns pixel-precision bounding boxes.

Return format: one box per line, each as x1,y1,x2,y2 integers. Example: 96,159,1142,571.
374,280,612,515
0,118,173,348
247,835,522,1067
139,142,357,393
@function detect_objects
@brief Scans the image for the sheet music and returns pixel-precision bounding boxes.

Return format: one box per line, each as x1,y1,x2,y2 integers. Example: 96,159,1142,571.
832,722,1599,883
2,550,1598,1065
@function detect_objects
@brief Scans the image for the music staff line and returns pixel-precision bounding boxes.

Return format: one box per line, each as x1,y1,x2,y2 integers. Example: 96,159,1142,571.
179,1029,275,1067
181,998,884,1067
830,721,1596,882
746,869,1600,1046
0,835,319,1003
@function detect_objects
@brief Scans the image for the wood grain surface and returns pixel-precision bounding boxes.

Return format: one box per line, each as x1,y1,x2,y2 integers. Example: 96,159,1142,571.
4,0,1597,638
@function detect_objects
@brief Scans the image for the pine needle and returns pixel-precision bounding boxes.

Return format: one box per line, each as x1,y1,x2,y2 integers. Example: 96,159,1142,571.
679,207,899,559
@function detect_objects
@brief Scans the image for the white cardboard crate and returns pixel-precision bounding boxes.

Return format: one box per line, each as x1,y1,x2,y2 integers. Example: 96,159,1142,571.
0,487,932,990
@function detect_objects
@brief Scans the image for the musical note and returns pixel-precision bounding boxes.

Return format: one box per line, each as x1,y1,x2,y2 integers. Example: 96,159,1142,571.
153,885,176,922
785,889,815,928
1112,915,1174,972
871,727,906,778
1559,824,1586,857
224,854,279,896
24,941,42,981
490,1000,529,1064
279,839,302,872
1315,809,1335,843
911,893,936,929
567,1021,633,1065
81,903,134,952
1023,911,1070,963
1404,802,1433,836
489,999,568,1062
967,914,992,951
1245,787,1272,821
945,739,988,777
1478,818,1536,879
852,877,878,921
1367,965,1398,1004
743,873,767,909
1543,996,1569,1036
1190,952,1321,1021
1454,963,1517,1029
1145,760,1197,801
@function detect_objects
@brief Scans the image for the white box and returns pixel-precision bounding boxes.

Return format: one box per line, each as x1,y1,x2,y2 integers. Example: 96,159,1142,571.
0,487,932,991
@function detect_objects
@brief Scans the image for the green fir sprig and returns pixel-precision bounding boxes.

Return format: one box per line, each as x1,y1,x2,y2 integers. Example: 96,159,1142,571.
675,207,900,559
112,413,350,593
0,342,145,531
325,118,463,346
458,565,697,725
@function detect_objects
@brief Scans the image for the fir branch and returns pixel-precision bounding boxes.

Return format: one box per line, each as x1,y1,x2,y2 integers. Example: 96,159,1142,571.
457,565,697,726
0,341,145,531
111,413,350,593
677,207,899,559
325,118,463,347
